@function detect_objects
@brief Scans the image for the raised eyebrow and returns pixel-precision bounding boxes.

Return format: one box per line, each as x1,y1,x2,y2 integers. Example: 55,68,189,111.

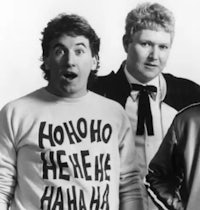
52,43,65,50
75,42,88,48
51,42,88,50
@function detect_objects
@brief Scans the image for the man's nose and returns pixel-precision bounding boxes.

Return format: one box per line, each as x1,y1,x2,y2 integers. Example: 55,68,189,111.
64,51,75,65
149,46,159,59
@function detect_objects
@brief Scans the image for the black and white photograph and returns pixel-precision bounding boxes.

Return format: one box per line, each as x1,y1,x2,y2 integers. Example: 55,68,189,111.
0,0,200,209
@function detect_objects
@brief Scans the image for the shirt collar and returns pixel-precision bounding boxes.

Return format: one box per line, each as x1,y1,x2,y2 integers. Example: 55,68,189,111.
124,65,167,101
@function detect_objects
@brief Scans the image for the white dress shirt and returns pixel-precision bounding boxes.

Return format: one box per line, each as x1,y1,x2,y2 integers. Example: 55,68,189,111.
124,67,177,210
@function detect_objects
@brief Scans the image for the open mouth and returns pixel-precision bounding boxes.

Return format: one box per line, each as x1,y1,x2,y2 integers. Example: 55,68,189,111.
63,72,78,80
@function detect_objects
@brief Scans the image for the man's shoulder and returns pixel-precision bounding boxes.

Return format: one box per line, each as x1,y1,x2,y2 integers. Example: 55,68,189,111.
163,73,200,110
89,91,129,119
90,71,118,95
90,91,123,108
163,73,200,87
1,88,43,112
90,61,126,91
96,71,116,83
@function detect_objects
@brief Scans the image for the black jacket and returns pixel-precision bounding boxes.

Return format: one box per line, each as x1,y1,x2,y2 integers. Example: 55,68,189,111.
90,62,200,111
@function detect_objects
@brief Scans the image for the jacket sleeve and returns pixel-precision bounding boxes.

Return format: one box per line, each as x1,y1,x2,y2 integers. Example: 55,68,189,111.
145,122,184,210
0,105,17,206
119,111,147,210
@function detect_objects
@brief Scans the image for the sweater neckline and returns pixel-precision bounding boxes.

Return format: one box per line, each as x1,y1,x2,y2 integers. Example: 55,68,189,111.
42,87,92,103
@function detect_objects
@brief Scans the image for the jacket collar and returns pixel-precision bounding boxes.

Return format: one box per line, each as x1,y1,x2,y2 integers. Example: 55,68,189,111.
113,61,132,107
114,61,167,107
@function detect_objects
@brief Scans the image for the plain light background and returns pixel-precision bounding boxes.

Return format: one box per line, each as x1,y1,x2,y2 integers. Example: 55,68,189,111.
0,0,200,109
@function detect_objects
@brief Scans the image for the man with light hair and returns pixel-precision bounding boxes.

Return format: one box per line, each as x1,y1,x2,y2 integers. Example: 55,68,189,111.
90,2,200,209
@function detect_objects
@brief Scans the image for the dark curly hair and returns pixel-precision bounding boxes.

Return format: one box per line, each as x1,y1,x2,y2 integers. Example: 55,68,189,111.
123,2,175,46
40,13,100,82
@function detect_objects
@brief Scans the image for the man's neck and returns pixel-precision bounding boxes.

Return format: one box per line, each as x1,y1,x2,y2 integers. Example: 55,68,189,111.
124,67,159,86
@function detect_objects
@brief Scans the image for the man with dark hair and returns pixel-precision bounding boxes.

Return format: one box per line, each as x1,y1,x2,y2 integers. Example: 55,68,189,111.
0,13,145,210
90,2,200,210
40,13,100,83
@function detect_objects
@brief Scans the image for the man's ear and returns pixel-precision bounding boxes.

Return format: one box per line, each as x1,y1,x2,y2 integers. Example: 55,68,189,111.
91,56,98,71
44,57,50,70
122,34,129,53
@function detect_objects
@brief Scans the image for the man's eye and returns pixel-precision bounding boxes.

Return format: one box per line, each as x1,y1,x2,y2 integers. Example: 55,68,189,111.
159,45,169,50
54,48,65,56
141,42,150,47
75,49,84,55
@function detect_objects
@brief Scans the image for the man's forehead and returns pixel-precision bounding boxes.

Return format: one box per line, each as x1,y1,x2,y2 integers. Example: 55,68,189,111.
50,34,90,48
133,29,171,44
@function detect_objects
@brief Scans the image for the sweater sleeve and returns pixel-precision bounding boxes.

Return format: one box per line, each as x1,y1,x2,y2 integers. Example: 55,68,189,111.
145,122,184,210
0,105,17,206
118,111,147,210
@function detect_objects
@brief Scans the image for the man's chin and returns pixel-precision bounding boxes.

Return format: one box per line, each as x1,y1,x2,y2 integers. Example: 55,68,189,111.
143,72,161,82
